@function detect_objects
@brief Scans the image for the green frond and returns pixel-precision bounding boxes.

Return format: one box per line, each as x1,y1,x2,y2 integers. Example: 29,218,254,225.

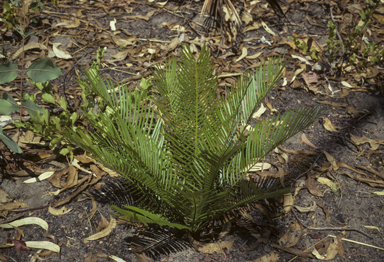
112,205,191,230
59,44,325,236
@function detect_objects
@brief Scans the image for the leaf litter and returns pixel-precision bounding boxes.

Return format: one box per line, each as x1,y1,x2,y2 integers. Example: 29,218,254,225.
1,0,384,261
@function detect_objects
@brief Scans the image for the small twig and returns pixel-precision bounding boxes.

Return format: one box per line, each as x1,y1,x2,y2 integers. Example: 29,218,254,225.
292,208,372,239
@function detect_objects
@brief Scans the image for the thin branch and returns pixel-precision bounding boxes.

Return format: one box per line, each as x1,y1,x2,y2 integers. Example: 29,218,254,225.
292,208,372,239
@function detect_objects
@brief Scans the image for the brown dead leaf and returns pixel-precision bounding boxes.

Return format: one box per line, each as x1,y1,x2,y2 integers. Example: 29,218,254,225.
318,177,340,191
0,189,11,203
84,215,116,241
135,252,154,262
356,165,384,180
84,253,98,262
283,193,294,213
48,167,69,188
350,134,384,150
346,106,360,117
61,165,78,191
247,251,279,262
302,72,318,86
236,47,248,62
323,151,339,171
11,43,48,60
323,242,339,260
294,201,317,213
126,10,156,21
96,214,110,233
301,133,316,149
48,205,72,216
0,202,28,211
338,171,384,188
315,201,330,221
335,235,345,258
306,176,324,197
278,221,302,247
322,117,343,132
188,234,234,254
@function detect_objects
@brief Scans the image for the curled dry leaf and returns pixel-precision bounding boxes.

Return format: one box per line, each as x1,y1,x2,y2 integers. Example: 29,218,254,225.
0,217,48,231
246,51,263,60
236,47,248,62
25,241,60,253
323,151,339,171
11,43,47,60
369,190,384,196
283,193,294,213
84,215,116,241
188,234,235,254
364,225,381,232
301,133,316,149
317,177,340,191
278,221,302,248
252,103,267,119
53,43,72,59
0,189,11,203
247,251,279,262
350,134,384,150
0,202,28,213
48,205,72,216
261,20,275,36
306,176,324,197
322,117,343,132
295,201,317,213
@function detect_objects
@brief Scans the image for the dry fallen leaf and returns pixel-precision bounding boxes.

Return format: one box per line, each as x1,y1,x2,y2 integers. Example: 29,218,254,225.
350,134,384,150
48,205,72,216
252,103,267,119
294,201,317,213
278,221,302,247
306,176,324,197
84,215,116,241
23,171,55,183
283,193,294,213
301,133,316,149
323,151,339,171
0,217,48,231
25,241,60,253
317,177,340,191
247,251,279,262
53,43,72,59
261,20,275,36
322,117,343,132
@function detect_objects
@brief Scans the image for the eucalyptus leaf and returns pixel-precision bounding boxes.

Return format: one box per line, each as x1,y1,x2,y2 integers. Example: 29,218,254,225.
0,61,18,84
26,58,62,82
21,100,45,116
0,127,22,153
0,98,19,115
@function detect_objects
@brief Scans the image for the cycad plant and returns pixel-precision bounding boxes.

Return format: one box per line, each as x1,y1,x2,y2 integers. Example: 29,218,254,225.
64,44,324,239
